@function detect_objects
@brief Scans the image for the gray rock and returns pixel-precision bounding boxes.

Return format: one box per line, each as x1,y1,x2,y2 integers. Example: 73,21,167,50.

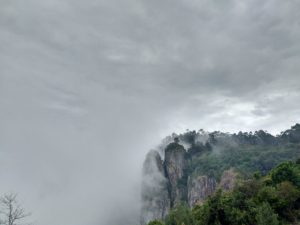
188,175,216,207
164,143,187,206
140,150,170,224
219,168,238,192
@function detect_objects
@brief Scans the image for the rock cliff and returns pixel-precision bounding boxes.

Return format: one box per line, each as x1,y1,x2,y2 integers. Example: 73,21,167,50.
141,125,300,224
187,175,216,207
141,139,220,223
141,150,170,225
219,168,238,192
164,142,187,207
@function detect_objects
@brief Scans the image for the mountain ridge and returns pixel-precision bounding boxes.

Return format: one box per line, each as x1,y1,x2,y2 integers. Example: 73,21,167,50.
141,124,300,224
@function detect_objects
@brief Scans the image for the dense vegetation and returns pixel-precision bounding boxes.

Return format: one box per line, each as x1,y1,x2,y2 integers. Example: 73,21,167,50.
163,124,300,180
145,124,300,225
189,143,300,181
147,159,300,225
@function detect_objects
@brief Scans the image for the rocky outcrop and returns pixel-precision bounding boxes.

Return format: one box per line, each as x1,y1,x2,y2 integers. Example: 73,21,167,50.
141,125,300,223
141,141,239,224
140,150,170,224
188,175,216,207
164,142,187,207
219,168,238,192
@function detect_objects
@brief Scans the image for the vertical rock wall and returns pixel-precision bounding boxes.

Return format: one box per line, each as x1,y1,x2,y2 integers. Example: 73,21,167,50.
141,144,238,224
164,143,187,207
188,175,217,207
219,168,238,192
140,150,170,224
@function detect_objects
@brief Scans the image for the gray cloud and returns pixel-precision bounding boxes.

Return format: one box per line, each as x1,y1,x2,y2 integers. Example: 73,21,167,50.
1,0,300,225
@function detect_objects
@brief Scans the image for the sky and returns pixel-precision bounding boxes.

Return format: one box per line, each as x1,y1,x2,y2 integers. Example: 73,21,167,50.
0,0,300,225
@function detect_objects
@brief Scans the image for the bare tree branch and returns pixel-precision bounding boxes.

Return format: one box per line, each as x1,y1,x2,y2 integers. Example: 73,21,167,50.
0,194,31,225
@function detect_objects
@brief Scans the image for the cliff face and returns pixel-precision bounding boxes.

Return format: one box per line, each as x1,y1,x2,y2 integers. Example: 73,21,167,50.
141,125,300,224
141,151,170,225
164,143,187,207
188,176,216,207
219,168,238,192
140,141,238,224
141,142,218,223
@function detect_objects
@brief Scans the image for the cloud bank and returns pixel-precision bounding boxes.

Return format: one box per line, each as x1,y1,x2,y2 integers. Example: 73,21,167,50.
1,0,300,225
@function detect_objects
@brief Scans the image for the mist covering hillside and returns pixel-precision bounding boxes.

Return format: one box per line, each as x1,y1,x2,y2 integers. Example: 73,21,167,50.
1,0,300,225
141,124,300,224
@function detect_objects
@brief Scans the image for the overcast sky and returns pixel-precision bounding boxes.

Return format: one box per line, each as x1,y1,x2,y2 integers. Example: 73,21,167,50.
0,0,300,225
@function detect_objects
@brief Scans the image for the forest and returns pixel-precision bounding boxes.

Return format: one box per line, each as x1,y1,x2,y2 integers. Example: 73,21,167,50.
144,124,300,225
147,159,300,225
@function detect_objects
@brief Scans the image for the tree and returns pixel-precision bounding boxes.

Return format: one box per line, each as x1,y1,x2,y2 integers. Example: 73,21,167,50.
255,202,279,225
148,220,165,225
0,194,30,225
165,203,193,225
270,162,300,187
275,181,300,221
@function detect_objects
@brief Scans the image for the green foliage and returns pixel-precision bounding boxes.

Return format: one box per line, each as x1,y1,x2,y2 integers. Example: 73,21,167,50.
147,160,300,225
253,171,262,180
165,124,300,182
147,125,300,225
192,204,210,225
255,185,278,206
255,202,279,225
189,145,300,181
270,162,300,187
148,220,165,225
165,142,185,153
165,203,193,225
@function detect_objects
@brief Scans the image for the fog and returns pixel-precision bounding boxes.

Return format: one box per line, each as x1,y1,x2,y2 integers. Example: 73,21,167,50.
1,0,300,225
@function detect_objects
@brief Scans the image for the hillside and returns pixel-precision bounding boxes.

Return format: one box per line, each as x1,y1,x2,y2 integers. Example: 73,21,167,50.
141,124,300,224
147,159,300,225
